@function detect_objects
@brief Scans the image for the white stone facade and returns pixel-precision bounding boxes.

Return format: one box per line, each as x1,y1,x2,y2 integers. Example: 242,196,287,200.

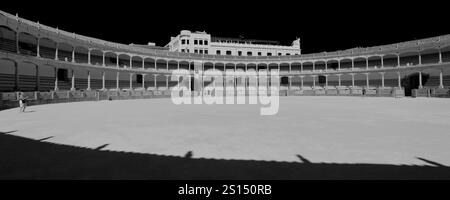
166,30,301,56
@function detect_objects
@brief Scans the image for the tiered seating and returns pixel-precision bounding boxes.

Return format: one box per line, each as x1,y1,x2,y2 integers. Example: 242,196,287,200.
39,46,55,59
39,76,55,91
0,38,17,53
18,75,37,91
0,73,15,92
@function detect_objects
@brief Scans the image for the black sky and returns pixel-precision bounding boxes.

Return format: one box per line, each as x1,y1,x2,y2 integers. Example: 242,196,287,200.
2,0,449,54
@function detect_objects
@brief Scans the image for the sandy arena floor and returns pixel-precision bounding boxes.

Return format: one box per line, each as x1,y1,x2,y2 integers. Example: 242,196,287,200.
1,96,450,166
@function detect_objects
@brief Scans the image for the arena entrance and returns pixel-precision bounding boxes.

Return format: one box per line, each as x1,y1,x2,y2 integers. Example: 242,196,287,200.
402,72,429,96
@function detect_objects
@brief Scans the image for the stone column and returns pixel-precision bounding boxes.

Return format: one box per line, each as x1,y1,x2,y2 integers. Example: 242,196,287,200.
102,71,106,90
72,48,75,63
116,72,120,90
351,59,354,70
116,55,119,68
325,75,328,87
71,70,75,91
397,72,401,88
154,74,158,89
129,73,133,90
142,74,145,89
439,49,443,63
54,67,59,91
338,60,341,70
419,53,422,65
397,54,400,67
300,76,304,88
36,38,40,58
55,43,59,60
87,71,91,90
351,74,355,87
312,75,316,87
381,56,384,68
142,58,145,70
366,73,369,88
87,49,91,64
418,71,423,89
439,69,444,89
381,72,385,88
102,52,106,66
338,74,341,87
366,58,369,70
35,65,40,91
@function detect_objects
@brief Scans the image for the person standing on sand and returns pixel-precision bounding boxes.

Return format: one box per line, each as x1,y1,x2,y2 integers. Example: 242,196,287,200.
18,92,27,113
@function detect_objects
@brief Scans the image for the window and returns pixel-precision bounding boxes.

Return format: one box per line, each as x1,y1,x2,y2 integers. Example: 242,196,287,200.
137,74,143,83
187,40,190,45
199,49,203,54
286,53,290,55
181,49,185,52
194,40,198,45
238,51,242,56
216,50,221,55
204,40,208,45
181,39,185,45
267,52,272,56
247,52,252,56
278,53,282,56
194,49,198,53
205,50,208,54
199,40,203,45
226,50,232,55
258,52,262,56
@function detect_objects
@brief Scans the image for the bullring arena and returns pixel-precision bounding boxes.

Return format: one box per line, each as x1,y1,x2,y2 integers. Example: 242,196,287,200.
1,10,450,179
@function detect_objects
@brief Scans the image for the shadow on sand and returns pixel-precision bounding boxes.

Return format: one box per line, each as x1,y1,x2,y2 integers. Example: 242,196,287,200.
1,131,450,179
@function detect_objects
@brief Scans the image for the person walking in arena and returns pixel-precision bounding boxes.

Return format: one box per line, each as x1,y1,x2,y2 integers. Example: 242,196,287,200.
18,92,27,113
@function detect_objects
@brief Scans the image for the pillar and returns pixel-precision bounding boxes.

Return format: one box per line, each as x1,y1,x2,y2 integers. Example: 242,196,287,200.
313,62,315,71
300,63,303,72
102,71,106,90
154,60,157,70
366,58,369,70
36,38,40,58
129,73,133,89
351,74,355,87
439,49,443,63
116,72,120,90
325,62,328,71
338,74,341,87
397,72,401,88
381,56,384,68
338,60,341,70
87,49,91,64
72,48,75,63
418,71,423,89
15,30,19,54
397,54,400,67
325,75,328,87
419,53,422,65
439,69,444,89
142,74,145,89
71,70,75,91
13,62,18,91
351,59,354,70
288,76,292,89
35,65,40,91
54,67,59,91
178,61,180,70
366,73,369,88
381,72,385,88
312,76,316,87
300,76,304,88
142,58,145,70
55,43,59,60
102,52,106,66
154,74,157,89
129,56,132,69
87,71,91,90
